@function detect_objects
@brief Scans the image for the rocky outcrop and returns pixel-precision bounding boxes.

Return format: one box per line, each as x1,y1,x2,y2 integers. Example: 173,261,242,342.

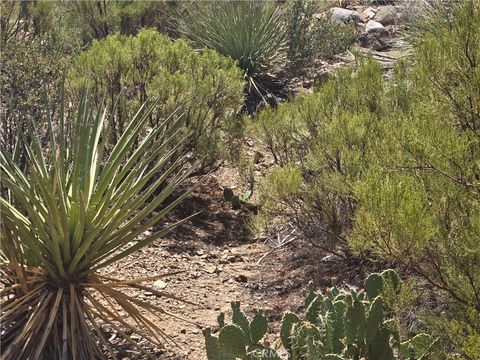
374,5,404,26
359,20,390,51
329,7,363,24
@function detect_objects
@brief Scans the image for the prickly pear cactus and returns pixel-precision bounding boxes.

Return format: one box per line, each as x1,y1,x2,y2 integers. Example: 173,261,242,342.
250,309,268,344
204,302,277,360
232,301,251,344
222,187,243,209
280,312,300,353
219,325,247,359
205,271,432,360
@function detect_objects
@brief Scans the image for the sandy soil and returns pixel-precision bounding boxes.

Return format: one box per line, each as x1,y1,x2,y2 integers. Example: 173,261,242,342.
100,175,377,360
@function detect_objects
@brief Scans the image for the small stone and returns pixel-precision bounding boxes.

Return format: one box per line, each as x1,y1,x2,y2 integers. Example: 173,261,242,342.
234,274,248,283
180,329,186,334
153,280,168,290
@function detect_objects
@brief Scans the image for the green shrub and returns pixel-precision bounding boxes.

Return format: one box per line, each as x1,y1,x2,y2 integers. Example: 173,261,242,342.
252,59,385,251
60,0,179,43
69,28,244,171
0,1,56,46
0,91,195,359
0,35,77,156
253,1,480,356
286,0,356,73
177,0,287,95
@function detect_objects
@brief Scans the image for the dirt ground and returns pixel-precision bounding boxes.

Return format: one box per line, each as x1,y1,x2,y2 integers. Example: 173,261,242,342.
101,175,378,360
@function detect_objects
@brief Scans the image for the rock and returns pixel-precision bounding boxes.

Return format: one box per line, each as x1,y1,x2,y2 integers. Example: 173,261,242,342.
153,280,168,290
190,271,201,279
234,274,248,283
358,32,389,51
364,7,377,19
366,20,389,37
359,19,390,51
219,254,244,264
329,7,362,25
374,5,404,26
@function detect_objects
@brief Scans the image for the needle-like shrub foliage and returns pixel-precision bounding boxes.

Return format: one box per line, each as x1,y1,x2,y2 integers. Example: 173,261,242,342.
286,0,356,74
252,1,479,355
0,90,197,359
69,28,244,171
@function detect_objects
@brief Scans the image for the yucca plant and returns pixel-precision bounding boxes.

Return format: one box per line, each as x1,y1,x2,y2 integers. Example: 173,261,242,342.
0,89,197,359
177,0,287,96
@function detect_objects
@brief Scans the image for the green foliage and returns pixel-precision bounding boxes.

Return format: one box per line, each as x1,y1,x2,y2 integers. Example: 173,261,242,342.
253,1,480,356
0,91,195,359
0,35,77,156
177,0,287,94
253,59,385,249
0,1,56,45
70,28,244,170
205,271,431,360
286,0,356,73
62,0,179,43
279,271,431,360
349,0,480,314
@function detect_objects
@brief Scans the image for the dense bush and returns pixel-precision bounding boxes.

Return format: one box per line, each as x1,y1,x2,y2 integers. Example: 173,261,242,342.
286,0,356,73
252,1,479,356
61,0,180,43
0,35,78,156
70,28,244,170
0,1,56,46
253,59,385,251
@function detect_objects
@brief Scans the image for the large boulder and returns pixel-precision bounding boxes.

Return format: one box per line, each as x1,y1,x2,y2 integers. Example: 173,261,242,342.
374,5,404,26
366,20,389,37
329,7,363,24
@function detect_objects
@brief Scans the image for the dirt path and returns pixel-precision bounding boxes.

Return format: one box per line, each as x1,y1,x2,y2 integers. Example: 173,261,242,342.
101,176,375,360
105,240,272,359
99,176,284,359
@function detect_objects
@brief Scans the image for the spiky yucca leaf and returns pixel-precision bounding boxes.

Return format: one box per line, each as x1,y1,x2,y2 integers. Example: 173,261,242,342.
177,1,287,94
0,89,197,359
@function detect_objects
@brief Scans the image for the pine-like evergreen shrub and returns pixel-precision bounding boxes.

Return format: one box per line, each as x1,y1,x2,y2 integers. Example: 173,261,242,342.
69,28,245,171
253,2,479,355
286,0,357,73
